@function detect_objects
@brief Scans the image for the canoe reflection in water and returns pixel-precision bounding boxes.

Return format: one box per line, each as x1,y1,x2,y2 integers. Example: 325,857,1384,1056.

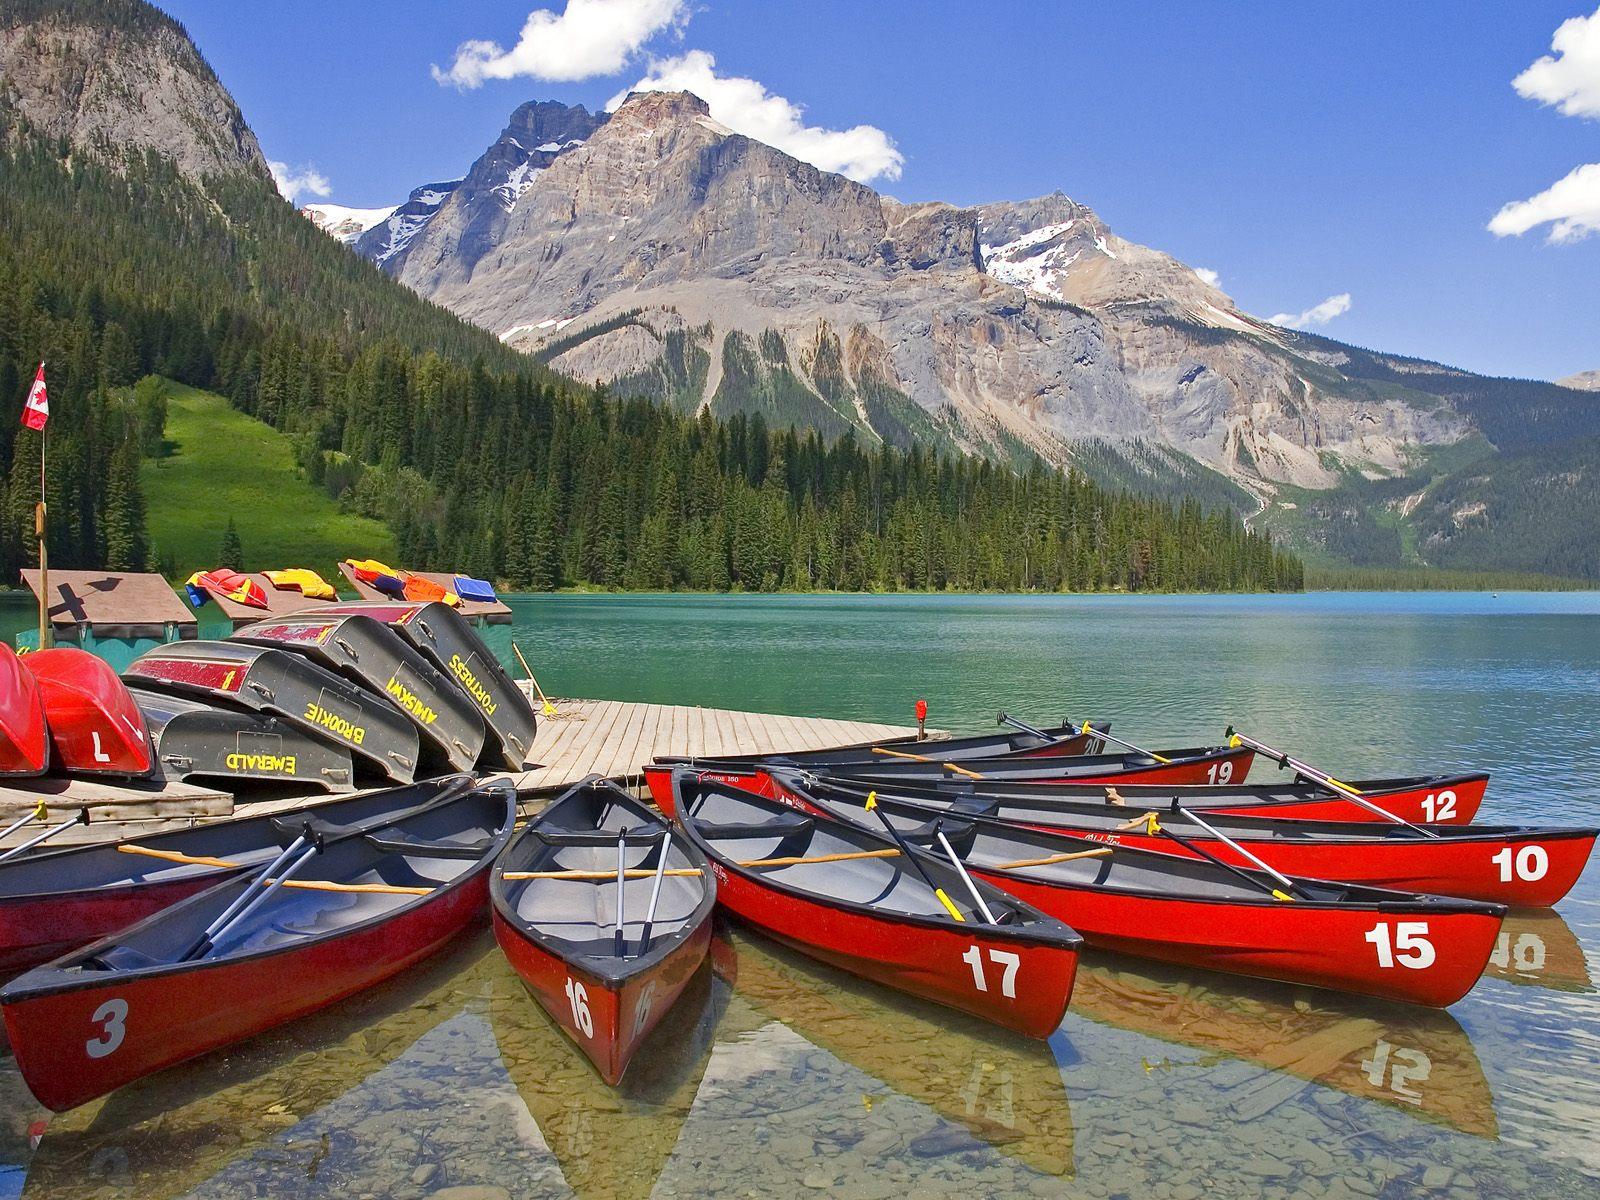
18,932,498,1200
1068,950,1497,1138
486,944,729,1200
1483,909,1593,994
711,923,1074,1178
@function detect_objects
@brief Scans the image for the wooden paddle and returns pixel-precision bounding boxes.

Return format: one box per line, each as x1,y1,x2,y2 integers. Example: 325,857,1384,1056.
512,641,558,717
870,746,986,779
119,845,435,895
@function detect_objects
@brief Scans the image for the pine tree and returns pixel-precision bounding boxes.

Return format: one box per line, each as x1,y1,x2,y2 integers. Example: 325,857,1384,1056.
218,517,243,568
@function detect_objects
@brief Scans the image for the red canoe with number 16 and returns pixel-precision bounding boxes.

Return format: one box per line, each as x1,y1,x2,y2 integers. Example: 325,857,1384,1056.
491,778,717,1085
21,648,152,776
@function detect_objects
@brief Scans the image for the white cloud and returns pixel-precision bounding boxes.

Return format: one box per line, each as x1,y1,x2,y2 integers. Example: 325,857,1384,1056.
1489,161,1600,242
608,50,904,183
269,160,331,203
1512,5,1600,119
433,0,688,87
1268,293,1352,330
1193,267,1222,289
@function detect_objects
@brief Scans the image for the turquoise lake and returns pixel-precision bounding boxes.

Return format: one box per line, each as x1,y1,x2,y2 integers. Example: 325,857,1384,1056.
2,590,1597,1197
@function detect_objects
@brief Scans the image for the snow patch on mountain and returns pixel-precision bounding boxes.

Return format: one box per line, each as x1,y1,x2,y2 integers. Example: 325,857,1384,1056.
301,202,397,244
494,160,543,210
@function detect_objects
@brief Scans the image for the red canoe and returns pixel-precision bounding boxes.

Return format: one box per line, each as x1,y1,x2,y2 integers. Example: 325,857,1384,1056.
492,778,717,1084
21,648,152,776
1,780,515,1111
775,772,1597,908
649,763,1487,828
0,645,49,777
670,770,1083,1038
768,775,1505,1008
0,776,478,981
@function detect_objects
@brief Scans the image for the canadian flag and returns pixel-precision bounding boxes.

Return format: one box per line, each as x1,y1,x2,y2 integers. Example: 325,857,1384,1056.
20,363,48,431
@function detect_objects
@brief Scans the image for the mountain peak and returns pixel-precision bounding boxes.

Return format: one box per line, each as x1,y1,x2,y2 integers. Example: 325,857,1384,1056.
612,90,713,122
0,0,268,183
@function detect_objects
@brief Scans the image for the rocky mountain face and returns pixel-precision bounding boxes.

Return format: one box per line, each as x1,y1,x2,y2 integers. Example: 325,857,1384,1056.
1558,370,1600,392
0,0,268,183
347,90,1479,503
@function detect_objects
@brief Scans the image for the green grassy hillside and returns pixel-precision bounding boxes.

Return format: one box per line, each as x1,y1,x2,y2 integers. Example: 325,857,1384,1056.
141,383,394,579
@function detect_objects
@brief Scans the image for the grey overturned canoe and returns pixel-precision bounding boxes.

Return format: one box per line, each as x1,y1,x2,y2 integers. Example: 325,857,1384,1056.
231,613,487,773
123,642,419,783
129,687,356,793
319,601,536,769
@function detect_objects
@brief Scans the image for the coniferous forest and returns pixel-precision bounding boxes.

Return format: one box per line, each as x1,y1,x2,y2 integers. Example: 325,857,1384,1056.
0,90,1302,595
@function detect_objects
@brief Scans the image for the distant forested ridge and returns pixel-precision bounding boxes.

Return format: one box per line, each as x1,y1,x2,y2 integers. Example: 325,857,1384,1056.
0,27,1299,594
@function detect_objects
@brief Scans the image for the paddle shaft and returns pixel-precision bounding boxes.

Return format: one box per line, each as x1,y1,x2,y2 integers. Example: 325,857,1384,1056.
1170,803,1305,896
1153,819,1291,901
1225,728,1438,837
934,823,998,923
636,828,673,954
614,827,628,957
871,746,985,779
0,808,87,865
1065,718,1171,764
511,641,557,714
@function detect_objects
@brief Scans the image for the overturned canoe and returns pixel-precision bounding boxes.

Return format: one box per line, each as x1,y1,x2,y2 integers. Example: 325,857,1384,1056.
0,644,49,777
776,772,1595,907
1,776,515,1111
771,774,1505,1008
318,601,536,769
22,648,152,777
231,612,487,772
493,778,717,1084
130,687,355,793
0,775,475,981
123,641,419,783
670,770,1083,1037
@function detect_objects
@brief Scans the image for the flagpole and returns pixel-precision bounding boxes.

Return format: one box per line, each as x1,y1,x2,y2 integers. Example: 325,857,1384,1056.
34,363,49,651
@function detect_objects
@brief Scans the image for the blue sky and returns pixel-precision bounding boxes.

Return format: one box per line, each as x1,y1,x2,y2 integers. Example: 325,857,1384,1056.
157,1,1599,382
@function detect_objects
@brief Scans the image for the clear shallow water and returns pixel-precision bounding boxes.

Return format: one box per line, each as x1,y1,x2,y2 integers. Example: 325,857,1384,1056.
2,591,1598,1198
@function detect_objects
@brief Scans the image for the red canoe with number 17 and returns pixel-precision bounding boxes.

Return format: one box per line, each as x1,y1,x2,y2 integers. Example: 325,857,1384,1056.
21,648,152,776
670,771,1083,1037
0,645,49,777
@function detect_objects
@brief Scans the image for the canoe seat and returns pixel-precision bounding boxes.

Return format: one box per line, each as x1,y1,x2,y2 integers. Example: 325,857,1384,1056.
364,830,494,860
694,815,814,842
532,824,670,847
81,944,165,972
900,819,979,855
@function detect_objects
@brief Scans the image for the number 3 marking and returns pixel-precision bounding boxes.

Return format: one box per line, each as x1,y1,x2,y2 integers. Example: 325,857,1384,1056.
86,998,128,1059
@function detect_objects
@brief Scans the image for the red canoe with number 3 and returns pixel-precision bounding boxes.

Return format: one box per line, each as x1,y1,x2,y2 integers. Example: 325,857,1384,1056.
491,778,717,1085
765,775,1505,1008
670,771,1083,1037
21,648,153,776
0,780,514,1111
0,645,49,777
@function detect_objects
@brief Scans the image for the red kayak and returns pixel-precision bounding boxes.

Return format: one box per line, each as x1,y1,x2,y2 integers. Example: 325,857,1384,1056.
492,778,717,1084
21,648,152,776
0,776,478,981
670,770,1083,1037
776,772,1597,908
1,780,515,1111
649,762,1486,828
768,775,1505,1008
0,644,49,776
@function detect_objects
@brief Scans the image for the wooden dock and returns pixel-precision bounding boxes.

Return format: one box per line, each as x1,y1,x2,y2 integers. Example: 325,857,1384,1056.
505,697,928,790
0,697,930,848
